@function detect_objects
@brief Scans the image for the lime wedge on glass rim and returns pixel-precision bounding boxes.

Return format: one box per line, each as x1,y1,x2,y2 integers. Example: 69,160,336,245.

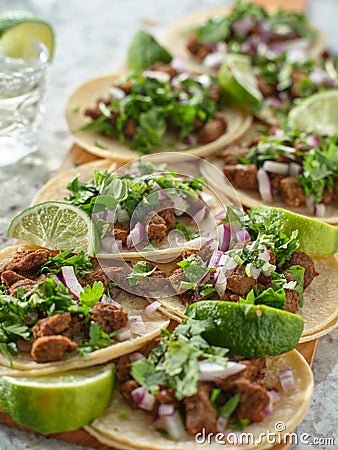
288,90,338,136
0,364,115,434
0,11,55,60
218,53,263,108
187,301,304,357
8,201,98,256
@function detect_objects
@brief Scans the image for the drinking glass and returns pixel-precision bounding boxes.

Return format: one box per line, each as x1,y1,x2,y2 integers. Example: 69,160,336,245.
0,39,49,167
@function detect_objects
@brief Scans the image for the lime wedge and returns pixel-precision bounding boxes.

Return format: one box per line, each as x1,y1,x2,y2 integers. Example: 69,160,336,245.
187,301,304,357
8,201,98,256
218,53,263,108
0,11,55,60
127,30,172,71
288,90,338,135
0,364,114,434
249,206,338,256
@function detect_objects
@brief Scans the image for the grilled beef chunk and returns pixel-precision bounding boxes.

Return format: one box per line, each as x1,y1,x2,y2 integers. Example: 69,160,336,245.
1,270,25,287
225,379,269,423
31,335,77,363
184,382,218,435
90,303,128,333
156,388,178,406
226,266,256,296
112,221,130,245
145,211,168,243
115,355,132,383
223,164,258,190
151,62,178,79
120,380,140,409
32,313,72,339
198,114,227,144
169,267,186,294
257,76,276,97
158,208,176,231
1,249,54,276
221,146,250,165
279,177,306,207
282,250,318,289
8,276,46,297
136,267,169,292
124,119,137,137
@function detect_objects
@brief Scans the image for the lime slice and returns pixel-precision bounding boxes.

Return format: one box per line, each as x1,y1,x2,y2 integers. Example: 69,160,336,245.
218,53,263,108
0,364,114,434
187,301,304,357
249,206,338,256
8,201,98,256
288,90,338,135
127,30,172,71
0,11,55,60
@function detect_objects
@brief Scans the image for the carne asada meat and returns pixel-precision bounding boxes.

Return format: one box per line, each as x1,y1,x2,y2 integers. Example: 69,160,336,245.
184,382,218,435
90,303,128,333
226,266,257,297
279,177,306,207
282,250,318,289
0,249,55,276
31,335,77,363
32,312,73,339
223,164,258,190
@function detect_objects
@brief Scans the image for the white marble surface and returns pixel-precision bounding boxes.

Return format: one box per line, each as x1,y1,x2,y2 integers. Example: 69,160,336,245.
0,0,337,449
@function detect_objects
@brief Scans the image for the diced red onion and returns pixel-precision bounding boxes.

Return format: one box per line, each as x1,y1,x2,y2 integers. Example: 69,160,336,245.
184,134,198,146
217,223,231,251
288,162,302,177
232,18,255,37
309,68,329,85
129,352,145,362
101,293,121,307
154,411,186,440
217,416,228,432
265,97,283,108
257,168,273,202
115,326,132,342
314,203,326,217
258,245,270,262
199,361,246,381
126,222,145,249
214,268,227,297
168,194,188,216
236,229,250,242
219,254,238,270
142,70,170,83
196,74,212,88
129,315,147,335
203,52,226,70
50,274,61,286
251,266,262,280
103,208,116,223
158,403,175,417
110,86,126,100
208,250,223,269
143,301,161,315
263,392,274,418
131,386,156,411
306,194,314,210
279,368,295,392
185,236,215,249
306,134,321,148
101,237,123,253
61,266,84,299
171,56,189,74
116,207,130,223
171,72,190,88
262,161,289,175
214,209,228,221
269,389,281,403
193,206,206,223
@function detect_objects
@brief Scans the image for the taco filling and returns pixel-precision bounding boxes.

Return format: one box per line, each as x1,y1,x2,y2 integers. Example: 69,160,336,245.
121,206,318,315
186,0,318,71
0,247,160,364
221,125,338,214
64,162,211,253
114,317,288,439
82,64,228,154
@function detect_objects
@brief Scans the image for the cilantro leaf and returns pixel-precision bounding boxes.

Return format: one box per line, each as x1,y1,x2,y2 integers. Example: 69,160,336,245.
40,250,93,277
127,261,157,287
79,281,104,307
77,321,115,355
219,394,241,418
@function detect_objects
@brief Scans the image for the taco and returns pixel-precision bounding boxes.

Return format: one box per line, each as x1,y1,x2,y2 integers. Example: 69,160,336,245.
132,206,338,341
65,66,251,162
205,123,338,223
85,316,314,450
162,0,326,75
32,159,237,260
0,244,169,376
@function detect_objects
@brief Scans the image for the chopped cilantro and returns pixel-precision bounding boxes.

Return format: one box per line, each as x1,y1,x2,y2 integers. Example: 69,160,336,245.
127,261,157,287
77,321,116,355
79,281,104,307
174,223,200,241
40,250,93,277
219,394,241,418
177,254,210,284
